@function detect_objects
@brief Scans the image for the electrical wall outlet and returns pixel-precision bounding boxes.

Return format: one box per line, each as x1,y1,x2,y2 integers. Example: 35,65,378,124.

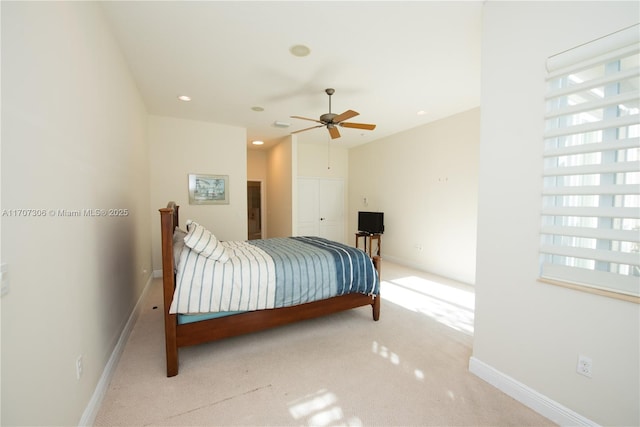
577,354,593,378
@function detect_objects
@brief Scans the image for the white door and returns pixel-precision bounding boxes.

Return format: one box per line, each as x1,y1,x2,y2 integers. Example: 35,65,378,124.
297,178,344,243
297,178,319,237
318,179,344,242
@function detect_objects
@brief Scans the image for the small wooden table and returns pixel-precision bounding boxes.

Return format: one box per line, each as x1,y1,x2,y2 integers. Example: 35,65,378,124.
355,232,381,257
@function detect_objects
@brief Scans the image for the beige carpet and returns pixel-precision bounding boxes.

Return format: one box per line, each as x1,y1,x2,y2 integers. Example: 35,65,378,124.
94,260,554,426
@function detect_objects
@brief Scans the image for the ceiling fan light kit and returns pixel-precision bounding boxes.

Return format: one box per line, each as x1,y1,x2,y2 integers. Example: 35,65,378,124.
290,88,376,139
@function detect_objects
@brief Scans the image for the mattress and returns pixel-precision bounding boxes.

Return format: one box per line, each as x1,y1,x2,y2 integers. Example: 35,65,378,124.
170,236,379,315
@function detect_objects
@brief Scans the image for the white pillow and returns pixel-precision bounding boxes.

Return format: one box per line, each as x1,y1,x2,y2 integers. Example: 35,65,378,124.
172,227,188,269
184,221,230,262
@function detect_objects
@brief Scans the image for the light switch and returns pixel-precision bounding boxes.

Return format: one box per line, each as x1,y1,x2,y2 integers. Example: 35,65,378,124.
1,263,9,297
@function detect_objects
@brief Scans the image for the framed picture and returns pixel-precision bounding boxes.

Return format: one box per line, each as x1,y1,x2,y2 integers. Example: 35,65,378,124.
188,174,229,205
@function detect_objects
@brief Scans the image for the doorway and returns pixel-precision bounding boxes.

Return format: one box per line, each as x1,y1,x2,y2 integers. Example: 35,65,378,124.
247,181,262,240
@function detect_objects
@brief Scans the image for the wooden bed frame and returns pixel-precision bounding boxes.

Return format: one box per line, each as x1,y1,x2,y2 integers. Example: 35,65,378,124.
159,201,381,377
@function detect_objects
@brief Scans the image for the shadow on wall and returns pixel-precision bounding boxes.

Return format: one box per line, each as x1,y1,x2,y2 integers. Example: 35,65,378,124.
94,198,142,351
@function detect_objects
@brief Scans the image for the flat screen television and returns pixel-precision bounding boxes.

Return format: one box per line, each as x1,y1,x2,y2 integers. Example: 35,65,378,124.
358,211,384,235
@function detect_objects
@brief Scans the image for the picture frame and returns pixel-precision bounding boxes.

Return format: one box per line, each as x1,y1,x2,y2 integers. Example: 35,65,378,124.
188,174,229,205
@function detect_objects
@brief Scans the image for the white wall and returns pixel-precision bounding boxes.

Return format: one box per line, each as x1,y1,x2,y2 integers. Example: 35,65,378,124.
349,109,479,284
297,142,349,179
248,149,268,182
149,115,247,271
473,2,639,426
266,139,294,238
1,2,150,425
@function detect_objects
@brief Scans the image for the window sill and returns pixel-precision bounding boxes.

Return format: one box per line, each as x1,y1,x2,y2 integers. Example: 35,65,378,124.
538,278,640,304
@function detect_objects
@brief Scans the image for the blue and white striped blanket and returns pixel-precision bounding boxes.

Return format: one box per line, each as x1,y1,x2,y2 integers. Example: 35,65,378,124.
170,236,379,314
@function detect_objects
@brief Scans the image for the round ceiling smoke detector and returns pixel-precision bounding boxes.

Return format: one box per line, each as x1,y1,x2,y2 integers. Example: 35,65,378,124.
289,44,311,57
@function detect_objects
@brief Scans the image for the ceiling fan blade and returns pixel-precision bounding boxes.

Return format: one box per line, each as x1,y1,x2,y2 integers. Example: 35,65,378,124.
290,115,323,124
339,122,377,130
291,124,324,134
328,126,341,139
332,109,359,123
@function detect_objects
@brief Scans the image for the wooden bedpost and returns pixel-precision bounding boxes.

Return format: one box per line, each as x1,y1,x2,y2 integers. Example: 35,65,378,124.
372,255,381,321
160,204,179,377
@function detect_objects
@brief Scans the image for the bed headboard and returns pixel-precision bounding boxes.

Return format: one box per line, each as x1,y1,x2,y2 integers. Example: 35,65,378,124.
160,201,179,230
159,200,180,289
159,201,180,375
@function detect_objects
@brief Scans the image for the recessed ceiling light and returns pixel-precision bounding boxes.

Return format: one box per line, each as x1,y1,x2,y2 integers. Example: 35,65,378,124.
252,140,264,145
251,106,265,112
290,44,311,57
177,95,191,102
417,110,428,115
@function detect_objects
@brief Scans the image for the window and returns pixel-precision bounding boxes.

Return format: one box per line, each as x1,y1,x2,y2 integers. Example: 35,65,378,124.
540,24,640,301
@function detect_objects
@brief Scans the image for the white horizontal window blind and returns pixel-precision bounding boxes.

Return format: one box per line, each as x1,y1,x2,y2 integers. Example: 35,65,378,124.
540,24,640,299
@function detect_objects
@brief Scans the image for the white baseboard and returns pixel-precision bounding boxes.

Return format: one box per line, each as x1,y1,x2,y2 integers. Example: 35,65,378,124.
78,273,155,426
468,356,599,427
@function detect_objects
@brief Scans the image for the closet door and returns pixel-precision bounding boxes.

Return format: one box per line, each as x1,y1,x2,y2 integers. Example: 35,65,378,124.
297,178,320,237
318,178,344,242
297,177,344,243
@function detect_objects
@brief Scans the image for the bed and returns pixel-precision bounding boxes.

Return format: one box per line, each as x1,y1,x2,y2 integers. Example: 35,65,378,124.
159,201,381,377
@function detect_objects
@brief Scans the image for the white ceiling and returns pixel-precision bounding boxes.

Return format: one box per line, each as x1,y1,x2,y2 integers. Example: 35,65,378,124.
101,1,482,149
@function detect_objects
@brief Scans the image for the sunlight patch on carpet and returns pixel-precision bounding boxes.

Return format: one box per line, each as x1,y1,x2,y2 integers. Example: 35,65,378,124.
380,276,475,334
288,389,363,426
372,341,401,366
371,340,425,381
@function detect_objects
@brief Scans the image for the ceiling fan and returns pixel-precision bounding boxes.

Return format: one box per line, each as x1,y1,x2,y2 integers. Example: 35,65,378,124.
290,88,376,139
